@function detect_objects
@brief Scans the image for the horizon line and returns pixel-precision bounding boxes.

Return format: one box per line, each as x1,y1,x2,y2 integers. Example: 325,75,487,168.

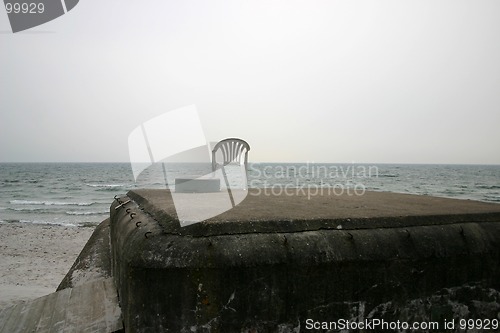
0,161,499,166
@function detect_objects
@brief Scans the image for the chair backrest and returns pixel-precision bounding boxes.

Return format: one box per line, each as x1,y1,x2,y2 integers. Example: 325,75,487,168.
212,138,250,171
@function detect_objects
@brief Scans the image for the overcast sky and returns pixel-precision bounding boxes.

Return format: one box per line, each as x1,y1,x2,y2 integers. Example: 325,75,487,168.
1,0,499,164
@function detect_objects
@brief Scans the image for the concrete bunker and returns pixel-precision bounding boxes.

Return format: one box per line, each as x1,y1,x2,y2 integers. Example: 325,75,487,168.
106,189,500,332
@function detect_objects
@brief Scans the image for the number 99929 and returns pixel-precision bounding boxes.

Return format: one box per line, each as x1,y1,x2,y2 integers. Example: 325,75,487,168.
5,2,45,14
459,318,499,330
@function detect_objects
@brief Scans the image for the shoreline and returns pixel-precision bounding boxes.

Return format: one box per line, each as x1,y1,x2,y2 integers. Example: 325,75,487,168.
0,222,94,309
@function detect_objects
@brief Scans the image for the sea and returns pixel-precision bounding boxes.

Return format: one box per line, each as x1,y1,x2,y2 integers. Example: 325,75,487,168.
0,163,499,227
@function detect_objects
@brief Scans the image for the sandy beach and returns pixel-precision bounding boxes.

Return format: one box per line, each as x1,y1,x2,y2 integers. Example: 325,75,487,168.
0,222,94,309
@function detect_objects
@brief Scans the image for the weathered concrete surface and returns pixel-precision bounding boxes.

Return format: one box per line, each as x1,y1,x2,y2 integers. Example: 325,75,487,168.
175,178,221,193
110,190,500,332
128,189,500,236
0,278,123,333
58,219,113,291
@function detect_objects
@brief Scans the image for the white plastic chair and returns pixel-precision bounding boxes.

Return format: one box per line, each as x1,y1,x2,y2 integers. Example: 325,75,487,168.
211,138,250,206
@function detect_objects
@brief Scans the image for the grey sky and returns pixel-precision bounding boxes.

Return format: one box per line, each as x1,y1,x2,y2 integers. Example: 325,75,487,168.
1,0,499,164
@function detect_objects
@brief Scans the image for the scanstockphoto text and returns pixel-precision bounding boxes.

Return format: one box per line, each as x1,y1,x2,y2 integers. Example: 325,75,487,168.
248,163,379,199
304,317,500,331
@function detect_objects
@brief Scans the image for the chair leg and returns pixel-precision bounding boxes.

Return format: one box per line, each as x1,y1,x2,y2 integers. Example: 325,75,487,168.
161,162,169,189
241,164,248,190
221,166,235,207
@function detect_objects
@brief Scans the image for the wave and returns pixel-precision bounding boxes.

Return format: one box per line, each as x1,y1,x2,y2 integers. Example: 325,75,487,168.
2,179,39,184
476,185,500,190
62,186,82,191
65,210,108,216
9,200,96,206
6,207,53,213
0,219,18,223
85,183,124,188
483,194,500,202
85,183,127,192
96,187,126,192
0,219,77,227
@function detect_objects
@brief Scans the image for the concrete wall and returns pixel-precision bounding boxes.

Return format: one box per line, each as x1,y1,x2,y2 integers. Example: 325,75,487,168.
109,191,500,332
58,219,113,291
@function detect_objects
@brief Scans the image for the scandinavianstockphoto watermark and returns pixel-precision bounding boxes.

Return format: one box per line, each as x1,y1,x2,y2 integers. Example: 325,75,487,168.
128,105,252,226
248,163,379,199
127,105,378,224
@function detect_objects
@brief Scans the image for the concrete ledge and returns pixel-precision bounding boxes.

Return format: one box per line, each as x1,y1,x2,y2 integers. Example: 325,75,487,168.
58,219,113,291
127,189,500,236
0,278,123,333
110,190,500,332
175,178,220,193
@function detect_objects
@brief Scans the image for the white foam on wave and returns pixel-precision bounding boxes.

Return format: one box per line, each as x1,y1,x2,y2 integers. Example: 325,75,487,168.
65,210,108,216
9,200,96,206
8,207,51,212
0,219,77,227
85,183,124,188
28,220,78,227
9,200,44,205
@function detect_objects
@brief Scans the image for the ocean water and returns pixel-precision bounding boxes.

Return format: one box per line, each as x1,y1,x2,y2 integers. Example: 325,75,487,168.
0,163,499,227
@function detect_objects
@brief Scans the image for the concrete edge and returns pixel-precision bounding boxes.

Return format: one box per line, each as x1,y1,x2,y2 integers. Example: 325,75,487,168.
57,218,113,291
126,189,500,237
